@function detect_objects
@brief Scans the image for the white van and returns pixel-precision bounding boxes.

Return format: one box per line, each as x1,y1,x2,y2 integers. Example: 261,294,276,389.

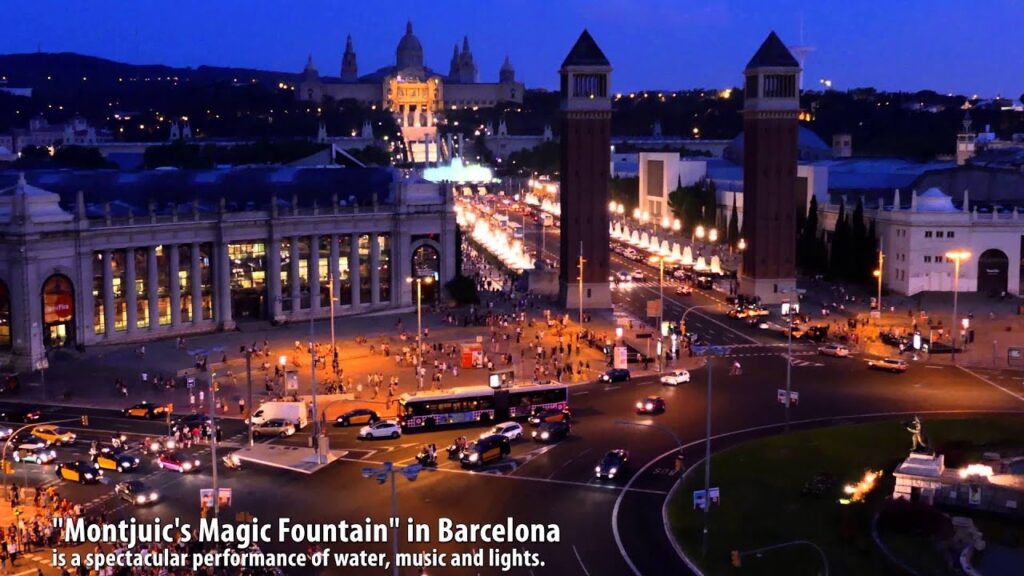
249,401,309,429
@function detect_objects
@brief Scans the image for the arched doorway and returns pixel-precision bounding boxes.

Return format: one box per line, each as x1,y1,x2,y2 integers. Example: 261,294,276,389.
412,244,440,304
41,274,75,348
977,249,1009,296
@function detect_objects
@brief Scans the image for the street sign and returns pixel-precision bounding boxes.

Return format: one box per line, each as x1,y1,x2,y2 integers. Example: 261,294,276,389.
200,488,232,508
709,487,721,505
777,389,800,406
285,371,299,391
693,489,706,509
1008,347,1023,367
781,301,799,316
693,487,721,509
647,300,662,318
613,346,628,370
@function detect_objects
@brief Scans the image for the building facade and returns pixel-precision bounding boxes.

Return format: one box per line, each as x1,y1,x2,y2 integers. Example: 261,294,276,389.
558,30,612,310
0,168,455,371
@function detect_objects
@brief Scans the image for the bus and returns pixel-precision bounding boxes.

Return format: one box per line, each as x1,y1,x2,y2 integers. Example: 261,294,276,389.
398,383,569,431
508,221,524,239
541,213,553,227
493,213,509,228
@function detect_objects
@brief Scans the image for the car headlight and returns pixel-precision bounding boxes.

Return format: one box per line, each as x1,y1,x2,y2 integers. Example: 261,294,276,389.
167,440,176,449
595,466,602,473
194,460,201,466
134,458,140,464
636,402,643,409
531,431,537,438
48,451,56,458
541,432,550,439
84,473,93,479
645,403,654,411
149,492,158,501
610,467,618,475
468,453,479,462
136,495,146,504
183,463,192,470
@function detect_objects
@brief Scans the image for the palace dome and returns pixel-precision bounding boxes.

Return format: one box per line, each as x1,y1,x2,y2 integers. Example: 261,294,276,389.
396,21,424,70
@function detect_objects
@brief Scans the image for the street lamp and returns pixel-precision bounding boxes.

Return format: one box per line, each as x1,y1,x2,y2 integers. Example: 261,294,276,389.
672,218,681,232
780,287,806,432
708,228,718,244
406,276,435,375
661,215,671,229
617,204,625,216
737,238,747,252
615,326,623,340
945,250,971,364
694,225,705,244
362,462,427,576
686,332,728,559
633,207,641,220
608,200,617,213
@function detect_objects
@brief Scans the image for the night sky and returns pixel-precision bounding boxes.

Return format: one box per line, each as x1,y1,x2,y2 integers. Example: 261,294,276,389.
3,0,1021,97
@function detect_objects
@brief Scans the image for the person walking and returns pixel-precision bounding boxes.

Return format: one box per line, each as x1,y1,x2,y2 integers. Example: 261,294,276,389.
238,398,245,415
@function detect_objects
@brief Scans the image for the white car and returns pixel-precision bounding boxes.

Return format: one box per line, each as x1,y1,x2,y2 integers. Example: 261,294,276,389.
359,421,401,439
483,422,524,441
660,370,691,386
818,343,850,357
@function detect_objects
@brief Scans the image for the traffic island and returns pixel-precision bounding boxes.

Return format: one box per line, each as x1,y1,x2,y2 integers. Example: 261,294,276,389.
231,444,344,474
666,416,1024,575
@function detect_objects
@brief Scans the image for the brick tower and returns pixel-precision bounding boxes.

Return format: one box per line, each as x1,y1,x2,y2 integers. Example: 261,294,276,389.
739,31,801,304
559,30,612,311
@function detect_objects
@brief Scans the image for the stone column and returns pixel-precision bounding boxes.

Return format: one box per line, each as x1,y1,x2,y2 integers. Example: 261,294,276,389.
289,237,301,310
168,245,181,327
328,234,339,310
190,242,202,323
370,232,380,305
147,246,159,330
125,248,138,333
309,235,321,313
268,237,283,320
216,241,233,327
350,233,360,306
103,250,115,335
397,234,413,306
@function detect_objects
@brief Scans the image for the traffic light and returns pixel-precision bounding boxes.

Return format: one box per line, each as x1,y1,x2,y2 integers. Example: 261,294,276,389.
731,550,742,568
3,461,13,475
80,415,89,427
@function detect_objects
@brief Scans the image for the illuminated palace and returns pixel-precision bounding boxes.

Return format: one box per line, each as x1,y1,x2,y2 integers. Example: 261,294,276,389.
0,168,455,371
297,22,524,159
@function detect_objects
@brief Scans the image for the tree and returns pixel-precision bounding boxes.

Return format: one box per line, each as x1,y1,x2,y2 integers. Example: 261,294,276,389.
798,195,820,272
668,177,717,235
829,201,849,278
851,198,868,281
727,196,740,247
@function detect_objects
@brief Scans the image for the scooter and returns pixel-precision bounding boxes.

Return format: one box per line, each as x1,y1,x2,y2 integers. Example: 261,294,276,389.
111,434,129,449
223,454,242,470
415,448,438,467
446,437,468,460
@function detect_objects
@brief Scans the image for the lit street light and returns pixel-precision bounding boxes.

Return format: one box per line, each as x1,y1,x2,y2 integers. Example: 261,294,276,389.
672,218,681,232
649,255,671,372
737,238,747,252
945,250,971,364
406,276,434,377
780,287,806,432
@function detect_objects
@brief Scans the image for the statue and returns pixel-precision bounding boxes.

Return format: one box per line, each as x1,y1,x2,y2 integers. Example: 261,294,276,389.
905,416,929,453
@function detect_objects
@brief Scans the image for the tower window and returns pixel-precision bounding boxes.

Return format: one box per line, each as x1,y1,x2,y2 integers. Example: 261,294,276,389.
762,74,795,98
572,74,606,98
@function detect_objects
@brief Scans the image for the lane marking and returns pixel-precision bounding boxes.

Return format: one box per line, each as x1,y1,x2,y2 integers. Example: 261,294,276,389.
573,545,591,576
958,366,1024,403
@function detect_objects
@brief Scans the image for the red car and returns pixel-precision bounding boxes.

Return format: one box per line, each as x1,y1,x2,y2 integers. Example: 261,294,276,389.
157,452,201,473
635,396,667,414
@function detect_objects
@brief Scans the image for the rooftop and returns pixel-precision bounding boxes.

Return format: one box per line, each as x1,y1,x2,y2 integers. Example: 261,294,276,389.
561,30,610,68
745,31,799,70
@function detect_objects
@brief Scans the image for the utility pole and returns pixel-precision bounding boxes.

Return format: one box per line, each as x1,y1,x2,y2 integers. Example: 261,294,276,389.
877,246,885,313
309,310,321,464
245,348,253,447
209,371,219,517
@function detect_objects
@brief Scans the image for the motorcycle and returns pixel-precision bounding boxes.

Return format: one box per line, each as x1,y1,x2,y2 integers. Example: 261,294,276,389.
415,448,438,467
446,437,468,460
111,434,129,449
223,454,242,470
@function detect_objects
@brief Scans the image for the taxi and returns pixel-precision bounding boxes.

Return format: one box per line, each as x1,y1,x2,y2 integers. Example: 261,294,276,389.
527,408,571,426
635,396,667,414
335,409,379,427
123,402,172,419
460,434,511,469
93,447,141,472
55,461,102,484
30,425,77,446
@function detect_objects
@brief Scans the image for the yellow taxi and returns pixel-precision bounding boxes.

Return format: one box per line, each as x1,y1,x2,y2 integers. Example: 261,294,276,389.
93,448,141,472
30,425,76,446
55,461,102,484
123,402,172,419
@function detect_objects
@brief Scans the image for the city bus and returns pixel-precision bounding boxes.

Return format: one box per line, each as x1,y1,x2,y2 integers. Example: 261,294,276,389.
508,221,524,239
398,383,569,431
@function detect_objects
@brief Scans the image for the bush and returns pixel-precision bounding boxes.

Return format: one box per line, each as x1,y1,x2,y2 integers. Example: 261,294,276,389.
878,498,953,538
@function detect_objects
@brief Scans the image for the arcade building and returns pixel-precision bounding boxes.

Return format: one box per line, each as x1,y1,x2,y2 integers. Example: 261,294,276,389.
0,167,456,371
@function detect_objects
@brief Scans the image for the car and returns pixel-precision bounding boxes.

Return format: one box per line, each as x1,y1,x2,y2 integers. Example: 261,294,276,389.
684,333,702,346
694,277,714,289
359,421,401,439
0,407,42,423
672,269,689,280
616,271,632,282
30,425,77,446
253,418,296,438
55,461,102,484
527,408,571,426
595,449,630,480
157,451,201,473
12,444,56,464
93,447,141,472
747,317,771,329
868,358,907,373
818,343,850,358
460,435,511,468
335,409,379,427
660,370,690,386
675,285,693,296
0,426,13,440
636,396,667,414
115,481,159,506
600,368,631,383
631,270,645,281
482,422,524,441
123,402,172,419
531,421,570,443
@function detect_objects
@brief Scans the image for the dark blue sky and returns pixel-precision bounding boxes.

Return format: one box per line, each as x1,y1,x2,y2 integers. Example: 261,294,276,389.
3,0,1021,97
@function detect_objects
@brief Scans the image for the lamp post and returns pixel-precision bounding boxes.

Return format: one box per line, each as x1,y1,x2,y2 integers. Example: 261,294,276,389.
244,346,254,447
276,292,323,464
208,370,220,517
406,276,434,376
694,224,705,246
650,255,670,372
945,250,971,364
361,462,427,576
875,247,885,313
688,338,729,558
780,287,806,432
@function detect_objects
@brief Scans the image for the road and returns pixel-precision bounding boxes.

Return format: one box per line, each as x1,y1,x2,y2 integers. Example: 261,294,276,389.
2,203,1023,575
